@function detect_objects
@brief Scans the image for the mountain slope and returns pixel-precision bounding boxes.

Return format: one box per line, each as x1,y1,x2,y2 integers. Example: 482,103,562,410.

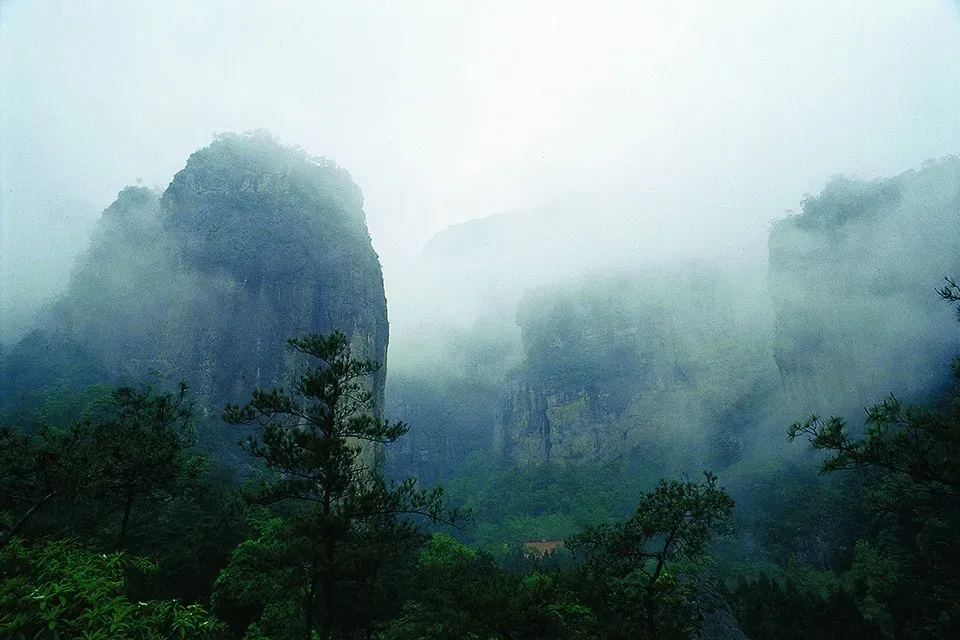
1,132,389,462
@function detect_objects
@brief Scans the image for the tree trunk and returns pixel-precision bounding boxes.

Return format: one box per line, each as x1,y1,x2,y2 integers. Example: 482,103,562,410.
0,491,56,548
320,494,335,640
652,527,678,583
305,552,318,640
316,389,339,640
117,491,135,551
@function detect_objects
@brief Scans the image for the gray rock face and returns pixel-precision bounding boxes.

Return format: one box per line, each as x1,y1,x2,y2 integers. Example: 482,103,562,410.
497,156,960,466
1,132,388,464
391,157,960,476
494,267,783,467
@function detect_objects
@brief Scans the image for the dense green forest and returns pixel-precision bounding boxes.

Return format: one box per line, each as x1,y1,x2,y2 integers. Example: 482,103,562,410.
3,305,960,638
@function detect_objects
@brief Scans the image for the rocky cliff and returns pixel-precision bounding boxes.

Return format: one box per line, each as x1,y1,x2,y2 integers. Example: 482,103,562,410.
1,132,388,463
769,156,960,416
387,260,784,478
389,156,960,477
494,266,783,468
494,157,960,468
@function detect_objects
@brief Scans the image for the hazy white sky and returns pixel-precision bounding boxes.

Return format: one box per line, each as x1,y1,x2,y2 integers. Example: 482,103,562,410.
2,0,959,338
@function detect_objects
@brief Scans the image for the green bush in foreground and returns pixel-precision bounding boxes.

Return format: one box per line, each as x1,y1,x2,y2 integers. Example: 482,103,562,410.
0,537,225,639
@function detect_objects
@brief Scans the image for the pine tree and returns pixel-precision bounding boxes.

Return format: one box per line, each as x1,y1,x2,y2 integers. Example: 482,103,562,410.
219,331,457,640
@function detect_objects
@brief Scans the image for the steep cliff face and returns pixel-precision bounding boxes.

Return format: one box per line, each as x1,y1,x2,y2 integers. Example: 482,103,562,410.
1,132,388,462
769,156,960,416
158,133,388,431
494,267,783,467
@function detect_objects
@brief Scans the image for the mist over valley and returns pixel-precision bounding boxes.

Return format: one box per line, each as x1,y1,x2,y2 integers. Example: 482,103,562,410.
2,3,960,638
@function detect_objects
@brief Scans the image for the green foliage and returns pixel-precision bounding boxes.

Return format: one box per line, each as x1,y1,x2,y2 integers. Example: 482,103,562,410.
789,360,960,637
225,332,406,507
847,539,900,632
378,534,594,640
88,382,198,550
0,382,200,552
211,509,303,638
0,382,238,609
0,537,224,639
722,461,869,571
121,453,245,604
0,332,111,415
474,514,579,555
218,331,458,640
0,421,99,546
568,471,733,582
0,383,115,431
724,572,883,640
567,472,734,639
790,393,960,499
444,451,622,548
